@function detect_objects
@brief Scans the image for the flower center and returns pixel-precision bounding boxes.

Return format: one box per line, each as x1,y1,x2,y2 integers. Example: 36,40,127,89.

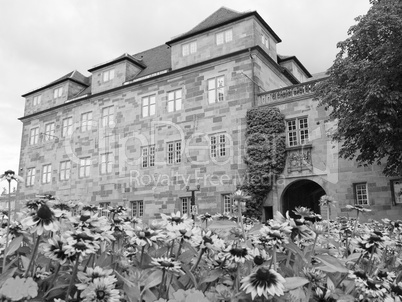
230,248,248,257
96,289,106,299
37,204,53,220
254,255,264,265
255,267,276,283
171,217,183,224
203,236,213,245
160,261,174,268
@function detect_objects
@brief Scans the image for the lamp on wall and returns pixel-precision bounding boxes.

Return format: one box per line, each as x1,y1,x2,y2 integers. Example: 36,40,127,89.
186,184,201,220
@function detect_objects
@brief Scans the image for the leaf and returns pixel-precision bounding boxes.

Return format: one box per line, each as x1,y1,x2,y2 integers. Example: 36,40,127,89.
44,283,69,299
289,287,307,301
198,269,222,285
284,277,309,290
0,267,17,287
5,236,23,257
123,283,140,302
20,255,30,271
315,255,348,273
141,270,163,293
181,264,198,288
142,288,157,302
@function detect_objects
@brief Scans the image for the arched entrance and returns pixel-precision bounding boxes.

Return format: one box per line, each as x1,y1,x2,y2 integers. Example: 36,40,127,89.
282,179,325,218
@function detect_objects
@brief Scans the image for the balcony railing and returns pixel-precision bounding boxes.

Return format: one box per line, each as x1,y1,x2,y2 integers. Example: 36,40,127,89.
257,78,325,106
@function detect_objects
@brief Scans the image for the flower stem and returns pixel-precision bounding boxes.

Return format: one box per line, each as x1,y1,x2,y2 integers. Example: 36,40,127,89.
176,238,184,260
47,262,61,294
140,245,145,268
158,269,166,300
65,253,81,302
24,235,41,278
352,211,360,237
191,248,205,272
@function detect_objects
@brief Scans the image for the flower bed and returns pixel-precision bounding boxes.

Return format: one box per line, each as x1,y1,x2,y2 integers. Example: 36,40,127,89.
0,195,402,301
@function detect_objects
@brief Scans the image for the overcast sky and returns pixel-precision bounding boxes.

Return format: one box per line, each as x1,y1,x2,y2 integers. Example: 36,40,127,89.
0,0,371,190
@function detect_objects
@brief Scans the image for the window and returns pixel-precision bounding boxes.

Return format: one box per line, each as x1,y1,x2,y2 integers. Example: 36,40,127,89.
181,197,190,215
60,160,71,181
42,164,52,184
354,183,369,205
391,179,402,204
131,200,144,217
261,33,270,49
167,89,182,112
142,95,156,117
210,133,227,158
167,141,182,164
44,122,55,141
102,106,114,127
26,168,36,187
79,157,91,178
62,117,73,137
287,117,309,147
29,127,39,145
223,194,233,214
100,153,113,175
81,112,93,132
99,202,110,217
141,145,155,168
208,76,225,104
53,87,63,99
182,41,197,56
216,29,233,45
33,95,42,106
102,69,115,82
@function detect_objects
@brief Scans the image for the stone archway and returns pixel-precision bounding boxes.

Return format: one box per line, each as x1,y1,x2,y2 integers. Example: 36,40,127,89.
282,179,325,218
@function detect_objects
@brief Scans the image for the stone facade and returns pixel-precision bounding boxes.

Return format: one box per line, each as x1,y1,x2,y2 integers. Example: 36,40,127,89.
18,7,399,222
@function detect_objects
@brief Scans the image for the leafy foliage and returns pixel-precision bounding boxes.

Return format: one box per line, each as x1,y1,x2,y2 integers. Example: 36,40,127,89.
242,107,287,218
314,0,402,176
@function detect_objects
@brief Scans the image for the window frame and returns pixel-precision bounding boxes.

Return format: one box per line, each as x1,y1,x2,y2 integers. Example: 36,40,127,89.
167,140,182,165
101,106,114,127
141,145,156,168
100,152,113,175
33,95,42,106
79,157,91,178
29,127,39,145
44,122,55,142
142,94,156,117
26,167,36,187
102,69,115,82
42,164,52,184
210,133,227,158
261,32,270,49
391,179,402,205
53,87,63,99
99,202,111,217
59,160,71,181
207,76,225,104
354,183,369,205
216,29,233,45
167,89,182,113
286,116,309,147
222,194,233,214
131,200,144,217
81,111,93,132
182,41,197,56
181,197,191,216
62,117,73,137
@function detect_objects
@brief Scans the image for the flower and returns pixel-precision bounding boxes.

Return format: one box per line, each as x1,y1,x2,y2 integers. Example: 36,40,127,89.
130,226,164,247
155,288,210,302
64,231,100,257
150,257,184,275
319,195,336,207
160,211,193,232
240,267,286,299
222,245,253,263
198,213,213,223
190,229,225,251
21,203,60,235
81,276,121,302
0,276,38,301
77,267,116,290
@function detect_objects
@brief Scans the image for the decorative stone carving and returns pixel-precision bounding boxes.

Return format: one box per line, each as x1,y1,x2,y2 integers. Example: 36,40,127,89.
287,146,312,173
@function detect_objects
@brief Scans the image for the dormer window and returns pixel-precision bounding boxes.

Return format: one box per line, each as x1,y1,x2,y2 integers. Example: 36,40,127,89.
182,41,197,56
216,29,233,45
102,69,115,82
53,87,63,99
33,95,42,106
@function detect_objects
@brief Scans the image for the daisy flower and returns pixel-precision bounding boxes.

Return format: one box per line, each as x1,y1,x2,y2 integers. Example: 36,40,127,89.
64,231,100,258
240,267,286,300
41,234,76,264
160,211,193,232
77,267,116,290
130,226,165,247
190,229,225,251
0,276,38,301
81,276,121,302
150,257,184,275
21,203,60,235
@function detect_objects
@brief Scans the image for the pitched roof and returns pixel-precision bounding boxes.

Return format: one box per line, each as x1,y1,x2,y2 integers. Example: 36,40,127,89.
166,7,281,45
22,70,89,97
88,53,146,72
277,55,312,78
130,45,172,80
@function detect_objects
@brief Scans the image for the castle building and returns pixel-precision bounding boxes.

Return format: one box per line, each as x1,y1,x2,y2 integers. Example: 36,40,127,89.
17,7,402,221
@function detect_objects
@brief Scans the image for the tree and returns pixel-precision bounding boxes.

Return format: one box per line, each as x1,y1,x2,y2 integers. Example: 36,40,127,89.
314,0,402,176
